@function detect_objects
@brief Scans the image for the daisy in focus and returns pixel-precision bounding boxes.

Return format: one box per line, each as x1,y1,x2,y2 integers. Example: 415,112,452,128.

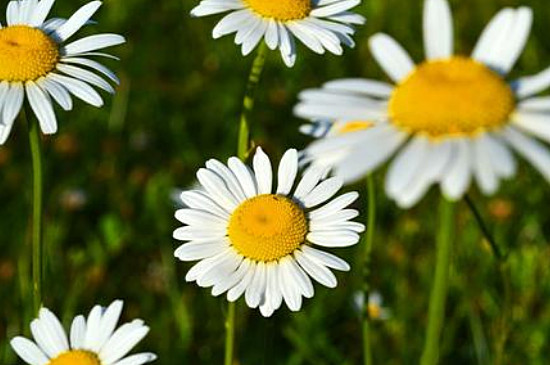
10,300,156,365
190,0,365,67
0,0,125,144
295,0,550,208
173,147,364,317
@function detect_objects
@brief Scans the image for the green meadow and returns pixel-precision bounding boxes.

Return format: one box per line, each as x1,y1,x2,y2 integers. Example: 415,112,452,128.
1,0,550,363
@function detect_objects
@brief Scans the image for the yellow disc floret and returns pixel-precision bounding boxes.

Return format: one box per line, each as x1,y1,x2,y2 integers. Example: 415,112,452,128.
228,194,308,262
48,350,101,365
335,121,374,135
0,25,59,82
389,57,515,138
244,0,311,21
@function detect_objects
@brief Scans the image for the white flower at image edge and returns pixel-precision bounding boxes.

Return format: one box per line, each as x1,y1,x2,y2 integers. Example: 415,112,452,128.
190,0,365,67
0,0,125,144
173,148,365,317
296,0,550,208
10,300,157,365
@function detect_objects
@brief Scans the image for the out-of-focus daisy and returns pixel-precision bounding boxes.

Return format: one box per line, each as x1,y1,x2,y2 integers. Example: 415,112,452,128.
10,300,156,365
190,0,365,67
173,147,364,317
353,291,391,320
0,0,125,144
296,0,550,207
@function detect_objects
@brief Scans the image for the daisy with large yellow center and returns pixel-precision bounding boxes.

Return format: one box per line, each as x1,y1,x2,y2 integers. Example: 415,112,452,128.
11,301,157,365
174,148,364,317
244,0,311,21
389,57,515,138
0,25,59,82
190,0,365,67
296,0,550,208
0,0,125,145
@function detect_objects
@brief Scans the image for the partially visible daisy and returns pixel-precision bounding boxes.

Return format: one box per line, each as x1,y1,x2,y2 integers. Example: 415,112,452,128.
190,0,365,67
10,300,156,365
295,0,550,207
0,0,125,144
353,291,391,320
173,147,364,317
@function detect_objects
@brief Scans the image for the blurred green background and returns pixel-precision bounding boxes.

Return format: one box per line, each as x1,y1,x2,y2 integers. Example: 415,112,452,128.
1,0,550,363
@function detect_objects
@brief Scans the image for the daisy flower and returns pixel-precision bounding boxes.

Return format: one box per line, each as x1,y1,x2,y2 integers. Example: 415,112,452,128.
173,147,364,317
353,291,391,320
10,300,156,365
190,0,366,67
295,0,550,208
0,0,125,144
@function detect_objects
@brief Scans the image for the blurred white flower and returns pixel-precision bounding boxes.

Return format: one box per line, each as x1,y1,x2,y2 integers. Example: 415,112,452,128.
354,290,391,320
296,0,550,208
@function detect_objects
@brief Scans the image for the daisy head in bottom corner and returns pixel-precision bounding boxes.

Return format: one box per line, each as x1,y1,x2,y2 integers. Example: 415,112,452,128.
10,300,156,365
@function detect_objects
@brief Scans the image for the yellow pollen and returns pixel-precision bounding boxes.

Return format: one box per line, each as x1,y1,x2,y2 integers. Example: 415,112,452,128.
228,194,308,262
244,0,311,21
47,350,101,365
0,25,59,82
336,121,374,135
389,57,515,138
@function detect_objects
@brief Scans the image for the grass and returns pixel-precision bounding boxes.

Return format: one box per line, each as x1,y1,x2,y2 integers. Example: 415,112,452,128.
1,0,550,363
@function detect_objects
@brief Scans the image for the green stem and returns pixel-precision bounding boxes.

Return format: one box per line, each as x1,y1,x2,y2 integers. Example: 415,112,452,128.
464,194,504,260
238,42,267,160
25,108,44,314
224,42,268,365
361,175,376,365
421,198,455,365
224,301,236,365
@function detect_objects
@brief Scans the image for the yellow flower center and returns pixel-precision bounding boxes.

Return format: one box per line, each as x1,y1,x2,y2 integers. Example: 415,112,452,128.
48,350,101,365
389,57,515,138
335,121,374,135
244,0,311,21
368,303,382,319
228,194,308,262
0,25,59,82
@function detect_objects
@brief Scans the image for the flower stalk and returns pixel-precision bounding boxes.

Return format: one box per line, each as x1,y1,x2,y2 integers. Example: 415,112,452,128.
362,175,376,365
224,41,269,365
421,198,455,365
238,41,268,160
25,107,44,314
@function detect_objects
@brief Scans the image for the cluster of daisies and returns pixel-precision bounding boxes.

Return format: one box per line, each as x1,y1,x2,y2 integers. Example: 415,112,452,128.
4,0,550,362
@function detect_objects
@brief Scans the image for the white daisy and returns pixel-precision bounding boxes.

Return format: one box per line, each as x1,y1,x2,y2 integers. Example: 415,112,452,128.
353,291,391,320
10,300,156,365
190,0,366,67
173,147,365,317
295,0,550,208
0,0,125,144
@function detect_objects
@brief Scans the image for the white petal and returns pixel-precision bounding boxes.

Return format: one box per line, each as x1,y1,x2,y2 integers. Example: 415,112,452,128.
70,315,87,349
276,149,298,195
504,127,550,182
54,1,102,42
423,0,453,60
441,139,472,200
25,82,58,134
253,147,273,195
10,337,48,365
302,177,343,208
369,33,415,83
64,34,125,55
386,136,429,197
